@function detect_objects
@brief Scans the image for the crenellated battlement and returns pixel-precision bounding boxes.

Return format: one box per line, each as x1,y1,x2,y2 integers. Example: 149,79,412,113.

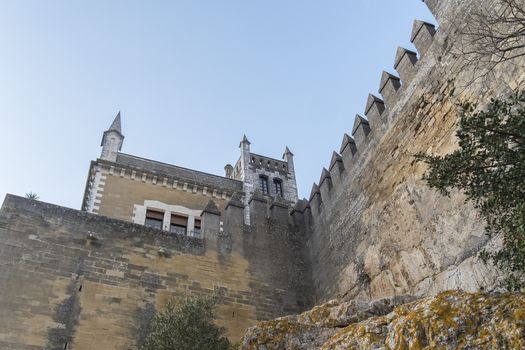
306,4,443,216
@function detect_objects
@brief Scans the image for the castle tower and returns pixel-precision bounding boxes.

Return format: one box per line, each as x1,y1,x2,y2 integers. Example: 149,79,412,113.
100,112,124,162
233,135,299,225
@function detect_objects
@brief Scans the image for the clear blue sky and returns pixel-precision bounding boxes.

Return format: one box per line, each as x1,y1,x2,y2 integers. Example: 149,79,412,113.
0,1,434,209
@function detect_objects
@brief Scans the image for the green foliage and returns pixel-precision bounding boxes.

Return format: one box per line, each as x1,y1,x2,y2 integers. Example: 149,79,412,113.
139,294,235,350
417,91,525,290
25,192,39,200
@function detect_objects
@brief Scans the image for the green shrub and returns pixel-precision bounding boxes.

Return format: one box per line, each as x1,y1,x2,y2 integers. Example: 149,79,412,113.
140,294,235,350
417,91,525,290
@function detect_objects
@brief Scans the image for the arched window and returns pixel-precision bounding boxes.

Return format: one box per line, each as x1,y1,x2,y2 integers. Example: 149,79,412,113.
259,175,269,195
273,178,283,197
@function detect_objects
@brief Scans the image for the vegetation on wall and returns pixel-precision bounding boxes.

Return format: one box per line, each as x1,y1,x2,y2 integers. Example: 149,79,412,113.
139,294,234,350
25,192,39,200
457,0,525,83
417,91,525,290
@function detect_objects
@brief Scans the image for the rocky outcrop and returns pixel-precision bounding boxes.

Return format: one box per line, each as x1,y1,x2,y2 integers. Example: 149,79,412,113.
240,291,525,350
240,295,416,349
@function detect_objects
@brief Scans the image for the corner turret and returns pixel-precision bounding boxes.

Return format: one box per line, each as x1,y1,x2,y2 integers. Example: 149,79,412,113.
239,134,251,181
283,146,299,201
239,134,251,149
283,146,293,159
100,112,124,162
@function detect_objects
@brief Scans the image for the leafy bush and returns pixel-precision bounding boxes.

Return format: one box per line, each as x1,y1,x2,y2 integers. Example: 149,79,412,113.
140,294,235,350
417,91,525,290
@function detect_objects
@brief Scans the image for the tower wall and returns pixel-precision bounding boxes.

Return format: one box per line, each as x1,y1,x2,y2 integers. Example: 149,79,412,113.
242,152,298,204
304,0,525,303
235,138,299,225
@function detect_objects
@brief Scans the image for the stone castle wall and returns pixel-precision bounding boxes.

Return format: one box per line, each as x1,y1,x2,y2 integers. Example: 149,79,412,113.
305,0,525,303
0,194,309,349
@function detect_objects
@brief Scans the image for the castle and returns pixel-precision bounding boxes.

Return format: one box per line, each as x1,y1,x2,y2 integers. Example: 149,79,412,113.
82,112,299,229
1,0,524,349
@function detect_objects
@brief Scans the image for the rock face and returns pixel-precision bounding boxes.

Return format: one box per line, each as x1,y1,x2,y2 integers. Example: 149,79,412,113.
240,295,416,349
240,291,525,350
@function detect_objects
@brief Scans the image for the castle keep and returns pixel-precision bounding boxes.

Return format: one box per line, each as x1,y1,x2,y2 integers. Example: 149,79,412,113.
1,0,524,349
83,114,298,228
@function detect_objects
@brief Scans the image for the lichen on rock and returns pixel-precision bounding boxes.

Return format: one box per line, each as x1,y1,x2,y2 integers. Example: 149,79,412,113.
240,294,414,349
240,316,337,350
240,291,525,350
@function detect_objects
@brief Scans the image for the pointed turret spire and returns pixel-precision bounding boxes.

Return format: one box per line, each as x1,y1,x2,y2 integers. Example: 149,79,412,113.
282,146,294,159
100,111,125,162
239,134,251,147
108,111,122,133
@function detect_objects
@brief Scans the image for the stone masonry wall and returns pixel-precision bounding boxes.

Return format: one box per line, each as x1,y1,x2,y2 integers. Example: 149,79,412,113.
0,194,308,349
306,0,525,304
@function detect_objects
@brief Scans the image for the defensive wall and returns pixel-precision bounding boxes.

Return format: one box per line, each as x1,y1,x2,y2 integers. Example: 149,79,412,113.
305,0,525,303
0,194,310,349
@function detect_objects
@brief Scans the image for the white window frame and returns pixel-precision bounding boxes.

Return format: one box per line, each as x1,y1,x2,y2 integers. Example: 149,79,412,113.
133,200,203,238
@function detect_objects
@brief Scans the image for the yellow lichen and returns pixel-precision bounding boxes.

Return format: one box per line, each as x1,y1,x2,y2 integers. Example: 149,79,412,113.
297,300,339,326
321,291,525,350
241,317,302,350
241,291,525,350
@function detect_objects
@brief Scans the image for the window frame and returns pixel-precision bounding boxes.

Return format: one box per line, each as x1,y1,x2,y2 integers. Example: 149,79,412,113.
273,178,283,197
170,214,188,235
145,209,164,230
193,218,202,237
259,175,269,195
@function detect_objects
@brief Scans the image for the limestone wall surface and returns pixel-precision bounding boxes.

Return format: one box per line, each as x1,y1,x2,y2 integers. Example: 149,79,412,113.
0,194,309,349
306,0,525,303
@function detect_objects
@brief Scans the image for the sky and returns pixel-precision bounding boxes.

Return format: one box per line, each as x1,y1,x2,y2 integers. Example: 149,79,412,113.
0,1,434,209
